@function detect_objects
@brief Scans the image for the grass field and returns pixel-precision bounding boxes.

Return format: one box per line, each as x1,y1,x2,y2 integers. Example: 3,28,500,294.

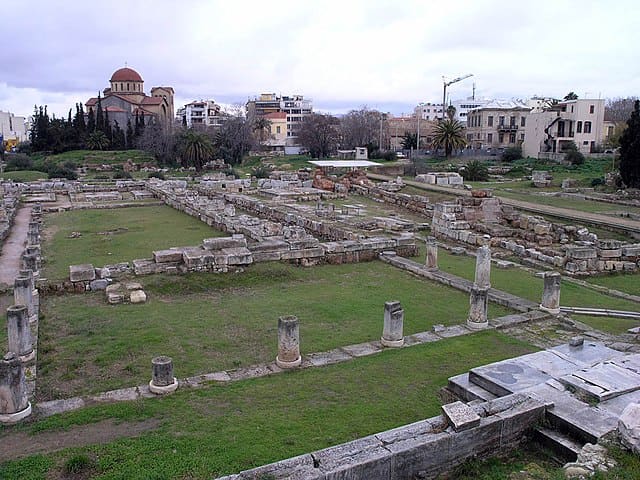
585,272,640,296
0,170,47,182
1,332,536,480
31,150,155,167
42,205,226,280
436,249,640,334
36,261,514,399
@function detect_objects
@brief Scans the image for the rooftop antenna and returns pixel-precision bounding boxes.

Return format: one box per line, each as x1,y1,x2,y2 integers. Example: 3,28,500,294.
125,61,128,67
472,82,476,101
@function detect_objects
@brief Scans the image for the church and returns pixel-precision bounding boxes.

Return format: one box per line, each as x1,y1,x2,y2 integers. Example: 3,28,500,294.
85,66,174,130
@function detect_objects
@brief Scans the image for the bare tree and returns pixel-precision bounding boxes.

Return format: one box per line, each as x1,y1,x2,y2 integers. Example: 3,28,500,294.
298,113,339,158
214,114,255,165
339,107,385,149
605,97,639,122
136,121,178,167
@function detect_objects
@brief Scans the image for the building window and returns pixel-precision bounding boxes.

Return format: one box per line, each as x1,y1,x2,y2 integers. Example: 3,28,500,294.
510,116,516,126
590,105,595,114
487,116,493,127
276,126,281,134
583,141,589,145
571,106,574,113
576,121,582,133
520,133,525,141
121,83,123,91
487,133,493,143
499,116,505,126
584,121,592,134
520,117,526,127
498,133,504,143
509,133,516,143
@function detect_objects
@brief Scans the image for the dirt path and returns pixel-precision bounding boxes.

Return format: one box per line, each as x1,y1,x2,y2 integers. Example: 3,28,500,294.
0,206,32,286
0,418,161,462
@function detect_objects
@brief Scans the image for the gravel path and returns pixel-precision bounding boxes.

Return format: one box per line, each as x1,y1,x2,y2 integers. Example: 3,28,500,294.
0,206,31,286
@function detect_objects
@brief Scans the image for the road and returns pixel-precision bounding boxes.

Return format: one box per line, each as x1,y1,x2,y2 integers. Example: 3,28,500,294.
367,173,640,236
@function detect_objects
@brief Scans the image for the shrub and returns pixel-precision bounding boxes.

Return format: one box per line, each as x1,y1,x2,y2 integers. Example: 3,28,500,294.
251,165,272,179
501,146,522,162
148,171,165,180
460,160,489,181
4,153,33,171
113,170,133,179
370,150,397,161
222,167,239,178
591,177,604,187
565,149,585,165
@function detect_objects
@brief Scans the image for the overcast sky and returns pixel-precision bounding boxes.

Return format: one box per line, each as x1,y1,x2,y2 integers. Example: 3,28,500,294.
1,0,638,119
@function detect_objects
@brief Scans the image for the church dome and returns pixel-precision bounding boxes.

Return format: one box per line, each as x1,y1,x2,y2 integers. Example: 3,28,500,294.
110,67,143,83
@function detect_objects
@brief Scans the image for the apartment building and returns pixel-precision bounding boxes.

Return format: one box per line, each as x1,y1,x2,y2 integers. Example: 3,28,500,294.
387,115,436,151
465,100,531,150
176,100,227,129
0,110,28,143
246,93,312,152
522,99,606,157
414,98,490,125
260,112,288,153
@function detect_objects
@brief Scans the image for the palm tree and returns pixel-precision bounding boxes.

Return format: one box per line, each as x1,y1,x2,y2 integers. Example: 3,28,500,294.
179,129,214,171
432,119,466,157
86,131,110,150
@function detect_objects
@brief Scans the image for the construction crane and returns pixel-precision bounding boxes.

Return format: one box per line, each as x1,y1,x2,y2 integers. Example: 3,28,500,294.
441,74,473,121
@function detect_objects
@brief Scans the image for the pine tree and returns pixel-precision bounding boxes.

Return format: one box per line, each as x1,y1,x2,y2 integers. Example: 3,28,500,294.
619,100,640,188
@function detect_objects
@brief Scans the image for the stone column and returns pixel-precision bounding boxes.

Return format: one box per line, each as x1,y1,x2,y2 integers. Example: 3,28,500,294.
467,285,489,330
276,315,301,368
27,222,40,246
425,236,438,270
20,269,39,319
474,245,491,289
149,356,178,394
22,253,38,273
0,352,32,424
381,301,405,347
540,272,561,314
14,276,34,321
7,305,34,363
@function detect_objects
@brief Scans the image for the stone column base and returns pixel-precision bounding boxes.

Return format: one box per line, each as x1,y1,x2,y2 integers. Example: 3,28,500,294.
466,320,489,330
20,350,36,364
149,378,178,395
276,355,301,369
539,305,561,315
381,337,404,348
0,402,32,424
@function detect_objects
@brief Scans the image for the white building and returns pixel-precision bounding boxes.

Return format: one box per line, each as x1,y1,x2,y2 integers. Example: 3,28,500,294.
176,100,227,129
523,99,606,158
415,98,490,125
0,110,28,142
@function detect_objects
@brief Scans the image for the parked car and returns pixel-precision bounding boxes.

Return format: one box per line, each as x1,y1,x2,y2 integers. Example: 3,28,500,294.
396,152,407,159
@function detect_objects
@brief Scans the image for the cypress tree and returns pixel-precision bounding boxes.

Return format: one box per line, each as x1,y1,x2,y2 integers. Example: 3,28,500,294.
619,100,640,188
126,118,134,149
87,108,96,133
96,93,104,132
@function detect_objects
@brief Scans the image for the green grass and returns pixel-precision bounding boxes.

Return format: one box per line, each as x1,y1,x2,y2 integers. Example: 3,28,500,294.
1,332,536,479
236,154,315,175
585,272,640,296
436,249,640,334
36,261,514,399
42,205,226,280
0,170,48,182
31,150,155,167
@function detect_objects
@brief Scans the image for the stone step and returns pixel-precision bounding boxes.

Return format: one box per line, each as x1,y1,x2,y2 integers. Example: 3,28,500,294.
546,405,617,445
533,427,582,463
447,373,498,402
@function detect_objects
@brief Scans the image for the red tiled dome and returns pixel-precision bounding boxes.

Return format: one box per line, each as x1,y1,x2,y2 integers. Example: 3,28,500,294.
110,67,143,82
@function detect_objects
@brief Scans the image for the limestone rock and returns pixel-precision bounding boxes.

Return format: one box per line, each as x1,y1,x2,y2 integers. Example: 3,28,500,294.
129,290,147,304
69,264,95,282
619,402,640,454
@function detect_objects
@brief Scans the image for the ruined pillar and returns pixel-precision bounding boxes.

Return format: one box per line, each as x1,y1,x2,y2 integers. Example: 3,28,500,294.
425,236,438,270
7,305,34,362
467,286,489,330
20,269,39,319
14,276,34,321
381,301,405,347
22,253,38,273
149,356,178,394
27,221,40,246
474,245,491,289
276,315,301,368
540,272,561,314
0,352,32,423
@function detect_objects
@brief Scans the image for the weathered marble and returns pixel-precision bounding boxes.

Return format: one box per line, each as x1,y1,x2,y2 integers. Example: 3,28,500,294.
467,285,489,330
381,301,404,347
474,245,491,289
425,236,438,270
0,352,31,423
7,305,33,362
540,271,561,314
276,315,301,368
149,356,178,395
